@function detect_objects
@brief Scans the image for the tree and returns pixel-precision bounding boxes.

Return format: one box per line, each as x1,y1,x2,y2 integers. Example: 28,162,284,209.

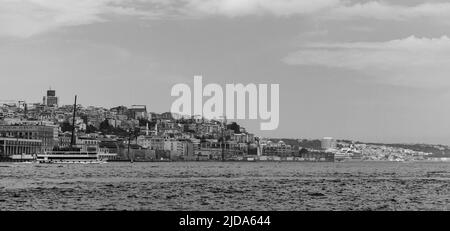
299,148,309,156
86,125,98,134
99,119,112,131
80,115,88,124
138,118,150,127
60,122,73,133
227,122,241,134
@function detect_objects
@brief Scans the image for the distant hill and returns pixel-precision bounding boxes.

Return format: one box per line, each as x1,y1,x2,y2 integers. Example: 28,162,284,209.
365,142,450,157
268,138,322,150
268,138,450,157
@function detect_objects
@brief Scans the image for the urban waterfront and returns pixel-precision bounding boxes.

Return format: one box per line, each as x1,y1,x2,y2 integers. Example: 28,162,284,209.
1,161,449,211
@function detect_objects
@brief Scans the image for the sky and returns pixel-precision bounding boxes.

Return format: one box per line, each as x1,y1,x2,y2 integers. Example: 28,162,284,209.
1,0,450,144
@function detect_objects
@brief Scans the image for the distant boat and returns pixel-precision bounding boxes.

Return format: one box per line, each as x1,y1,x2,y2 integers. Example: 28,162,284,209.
36,149,110,164
334,147,362,162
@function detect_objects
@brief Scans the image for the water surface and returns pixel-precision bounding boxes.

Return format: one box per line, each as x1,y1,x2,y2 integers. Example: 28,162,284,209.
0,161,449,210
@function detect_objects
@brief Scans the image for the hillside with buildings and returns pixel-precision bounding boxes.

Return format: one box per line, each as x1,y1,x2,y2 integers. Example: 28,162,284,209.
0,89,449,162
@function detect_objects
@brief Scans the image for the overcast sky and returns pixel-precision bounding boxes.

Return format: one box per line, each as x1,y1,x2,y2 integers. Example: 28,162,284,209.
2,0,450,144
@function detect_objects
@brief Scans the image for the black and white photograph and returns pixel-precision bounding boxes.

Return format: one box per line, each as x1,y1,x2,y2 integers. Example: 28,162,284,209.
0,0,450,223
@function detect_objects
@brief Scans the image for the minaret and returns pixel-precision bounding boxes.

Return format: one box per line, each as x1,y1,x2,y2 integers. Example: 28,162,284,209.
146,123,149,136
256,137,261,156
70,95,77,148
154,122,158,134
257,143,261,156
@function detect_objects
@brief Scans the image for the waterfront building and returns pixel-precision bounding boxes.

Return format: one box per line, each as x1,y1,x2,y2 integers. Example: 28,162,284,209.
149,137,165,150
116,143,153,160
261,140,296,157
299,150,334,162
99,138,120,154
190,138,201,150
163,139,193,159
198,139,241,159
0,124,58,151
0,137,42,160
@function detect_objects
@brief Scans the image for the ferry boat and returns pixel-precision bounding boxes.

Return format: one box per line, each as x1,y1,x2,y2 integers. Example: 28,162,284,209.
334,147,363,162
36,147,113,164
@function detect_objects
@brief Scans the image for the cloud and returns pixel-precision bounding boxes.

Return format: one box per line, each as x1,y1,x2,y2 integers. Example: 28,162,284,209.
182,0,450,21
0,0,155,38
283,36,450,87
329,1,450,21
182,0,340,17
0,0,342,38
4,0,450,38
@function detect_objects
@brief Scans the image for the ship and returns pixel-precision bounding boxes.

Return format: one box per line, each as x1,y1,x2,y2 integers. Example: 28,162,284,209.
36,146,115,164
36,95,116,164
333,145,363,162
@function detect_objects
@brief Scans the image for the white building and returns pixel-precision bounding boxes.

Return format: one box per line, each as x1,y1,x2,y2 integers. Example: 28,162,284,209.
164,139,188,157
321,137,337,150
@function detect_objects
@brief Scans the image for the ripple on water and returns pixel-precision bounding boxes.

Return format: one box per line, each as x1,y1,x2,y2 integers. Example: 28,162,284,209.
0,162,450,210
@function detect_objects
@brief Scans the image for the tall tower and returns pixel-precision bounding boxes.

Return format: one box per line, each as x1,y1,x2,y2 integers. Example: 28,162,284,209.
43,88,59,107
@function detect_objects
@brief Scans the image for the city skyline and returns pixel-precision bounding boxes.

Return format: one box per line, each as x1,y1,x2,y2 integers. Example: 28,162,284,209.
2,0,450,145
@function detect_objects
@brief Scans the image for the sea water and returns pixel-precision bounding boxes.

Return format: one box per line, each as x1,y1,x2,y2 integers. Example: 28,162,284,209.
0,161,449,210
